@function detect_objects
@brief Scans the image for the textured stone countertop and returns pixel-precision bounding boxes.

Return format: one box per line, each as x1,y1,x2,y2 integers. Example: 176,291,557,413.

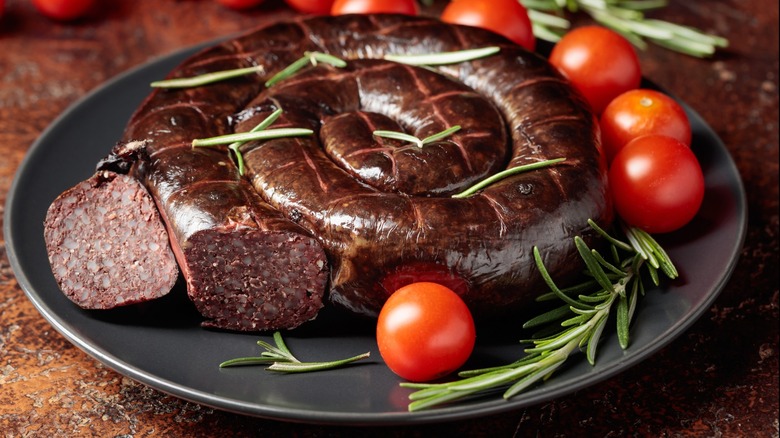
1,0,777,436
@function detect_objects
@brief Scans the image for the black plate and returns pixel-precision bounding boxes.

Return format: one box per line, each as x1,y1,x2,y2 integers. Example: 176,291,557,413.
4,43,747,425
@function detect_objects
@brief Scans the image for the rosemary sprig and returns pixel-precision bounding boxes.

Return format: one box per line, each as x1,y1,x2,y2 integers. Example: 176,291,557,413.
220,331,370,373
400,220,678,411
191,110,311,176
265,51,347,87
228,108,282,176
520,0,728,57
373,125,462,149
452,158,566,199
384,46,501,66
150,65,265,89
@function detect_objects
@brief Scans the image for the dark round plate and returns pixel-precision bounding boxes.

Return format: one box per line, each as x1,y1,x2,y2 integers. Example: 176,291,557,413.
4,42,747,425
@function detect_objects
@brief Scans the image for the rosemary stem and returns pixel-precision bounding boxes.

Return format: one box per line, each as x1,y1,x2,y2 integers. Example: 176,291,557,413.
150,65,264,88
192,128,314,148
453,158,566,199
384,46,501,66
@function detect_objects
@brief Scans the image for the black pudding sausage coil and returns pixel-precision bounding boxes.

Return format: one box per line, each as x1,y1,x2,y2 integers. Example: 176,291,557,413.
46,14,611,330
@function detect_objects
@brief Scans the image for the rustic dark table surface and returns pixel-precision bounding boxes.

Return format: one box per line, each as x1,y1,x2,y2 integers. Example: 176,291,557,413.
1,0,777,436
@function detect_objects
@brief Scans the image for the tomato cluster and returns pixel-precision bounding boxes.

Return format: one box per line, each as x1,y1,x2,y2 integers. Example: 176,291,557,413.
548,27,704,234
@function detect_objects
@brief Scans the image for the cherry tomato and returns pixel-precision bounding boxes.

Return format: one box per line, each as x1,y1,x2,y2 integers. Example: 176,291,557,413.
285,0,334,14
376,282,476,382
32,0,95,21
440,0,535,51
331,0,418,15
216,0,266,10
600,89,692,163
549,26,641,115
609,135,704,234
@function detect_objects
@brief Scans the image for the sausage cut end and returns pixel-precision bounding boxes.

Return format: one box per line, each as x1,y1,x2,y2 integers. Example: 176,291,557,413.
44,171,179,309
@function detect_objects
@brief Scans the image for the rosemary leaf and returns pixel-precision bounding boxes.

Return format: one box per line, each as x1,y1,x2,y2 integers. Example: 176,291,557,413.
459,354,543,378
407,389,470,412
422,125,462,145
644,19,729,47
373,125,462,149
373,130,424,148
616,293,631,349
267,352,371,373
647,263,660,286
219,356,278,368
503,356,567,399
588,219,633,252
447,362,541,392
150,65,264,89
384,46,500,66
575,237,615,294
591,248,626,276
524,324,591,353
528,9,571,29
561,313,592,327
624,225,659,268
226,108,284,176
585,313,609,365
192,128,314,148
533,246,594,310
628,277,641,325
256,339,299,363
577,293,611,304
452,158,566,199
271,331,296,360
523,304,574,329
265,51,347,87
536,279,601,302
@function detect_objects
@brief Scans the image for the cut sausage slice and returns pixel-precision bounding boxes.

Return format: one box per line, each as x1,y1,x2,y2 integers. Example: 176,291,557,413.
43,171,179,309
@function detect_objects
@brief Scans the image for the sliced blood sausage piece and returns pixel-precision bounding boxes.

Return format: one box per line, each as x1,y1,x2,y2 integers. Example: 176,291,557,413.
121,43,330,330
43,171,178,309
159,178,329,331
186,227,328,331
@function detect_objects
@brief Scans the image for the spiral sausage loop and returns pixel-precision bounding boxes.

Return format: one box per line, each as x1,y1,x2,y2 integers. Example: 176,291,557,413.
127,15,611,322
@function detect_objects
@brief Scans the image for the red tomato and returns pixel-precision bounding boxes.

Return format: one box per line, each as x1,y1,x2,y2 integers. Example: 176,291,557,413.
32,0,95,21
609,135,704,234
440,0,535,51
331,0,418,15
216,0,266,10
549,26,641,114
285,0,334,14
376,282,476,382
600,89,692,163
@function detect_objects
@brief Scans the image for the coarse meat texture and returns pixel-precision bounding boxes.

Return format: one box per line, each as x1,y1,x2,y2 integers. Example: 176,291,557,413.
124,14,611,321
44,171,179,309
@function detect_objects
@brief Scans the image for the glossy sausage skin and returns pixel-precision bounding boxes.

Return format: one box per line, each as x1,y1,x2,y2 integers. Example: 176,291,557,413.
127,15,612,316
123,14,611,321
122,32,330,331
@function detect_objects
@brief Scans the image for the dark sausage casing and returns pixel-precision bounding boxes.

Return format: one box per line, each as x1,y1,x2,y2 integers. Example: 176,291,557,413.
133,15,610,319
45,14,611,327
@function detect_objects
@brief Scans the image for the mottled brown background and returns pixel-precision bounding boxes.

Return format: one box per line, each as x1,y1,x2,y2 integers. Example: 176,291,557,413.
0,0,777,436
